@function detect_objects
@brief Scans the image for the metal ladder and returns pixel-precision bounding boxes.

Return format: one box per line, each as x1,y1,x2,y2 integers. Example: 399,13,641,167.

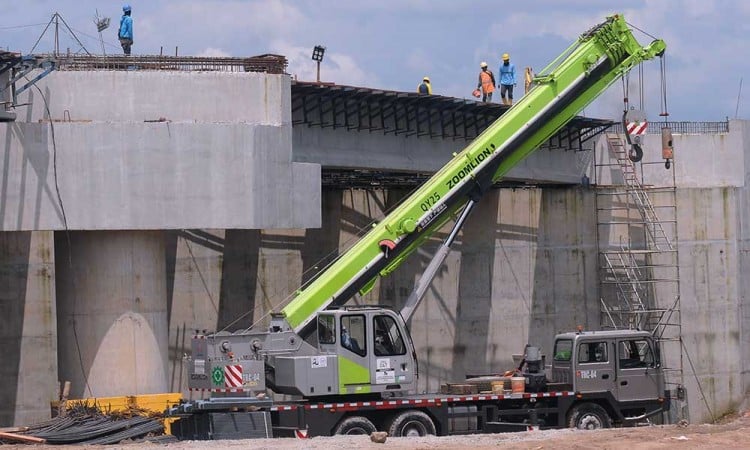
601,242,650,329
605,134,673,251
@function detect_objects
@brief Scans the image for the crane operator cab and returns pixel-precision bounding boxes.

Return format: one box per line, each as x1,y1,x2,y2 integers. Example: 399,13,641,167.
316,307,417,397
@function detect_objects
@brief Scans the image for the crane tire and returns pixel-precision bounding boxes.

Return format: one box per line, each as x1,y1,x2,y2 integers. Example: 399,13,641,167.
387,410,436,437
567,402,612,430
333,416,377,435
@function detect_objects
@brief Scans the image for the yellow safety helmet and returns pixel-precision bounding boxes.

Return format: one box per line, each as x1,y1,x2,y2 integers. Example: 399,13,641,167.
423,76,430,82
502,53,510,61
480,61,488,68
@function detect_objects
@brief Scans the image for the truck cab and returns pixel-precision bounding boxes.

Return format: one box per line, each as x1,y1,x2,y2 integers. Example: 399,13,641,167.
550,330,665,403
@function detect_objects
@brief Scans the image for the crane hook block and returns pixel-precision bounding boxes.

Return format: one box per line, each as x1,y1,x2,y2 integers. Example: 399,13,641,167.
661,126,673,170
661,127,673,159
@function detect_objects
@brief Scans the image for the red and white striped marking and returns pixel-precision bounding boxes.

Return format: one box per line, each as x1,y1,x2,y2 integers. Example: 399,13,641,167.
627,120,648,135
189,388,247,393
224,364,243,388
268,391,575,412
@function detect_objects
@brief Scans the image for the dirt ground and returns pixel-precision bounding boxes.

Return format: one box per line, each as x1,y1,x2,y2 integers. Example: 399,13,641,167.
3,412,749,450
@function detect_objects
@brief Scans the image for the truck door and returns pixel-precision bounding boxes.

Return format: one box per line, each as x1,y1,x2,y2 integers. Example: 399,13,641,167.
338,314,371,394
615,338,661,402
573,340,615,393
370,314,414,387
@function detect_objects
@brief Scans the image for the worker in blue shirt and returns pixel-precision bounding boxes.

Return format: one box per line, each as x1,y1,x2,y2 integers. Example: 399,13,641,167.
498,53,516,106
118,4,133,55
417,76,432,95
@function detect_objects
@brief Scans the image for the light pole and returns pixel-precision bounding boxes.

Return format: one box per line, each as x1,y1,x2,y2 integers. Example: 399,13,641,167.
312,45,326,82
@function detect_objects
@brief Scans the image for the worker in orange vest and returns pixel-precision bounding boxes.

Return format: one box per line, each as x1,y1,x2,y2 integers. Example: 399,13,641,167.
476,62,495,102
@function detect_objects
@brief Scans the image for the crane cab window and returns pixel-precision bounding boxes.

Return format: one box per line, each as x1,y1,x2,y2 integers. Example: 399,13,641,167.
340,315,366,357
578,341,608,363
317,315,335,345
373,315,406,356
553,339,572,361
618,339,655,369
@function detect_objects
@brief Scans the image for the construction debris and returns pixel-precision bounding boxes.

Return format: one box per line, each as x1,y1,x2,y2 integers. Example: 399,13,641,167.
0,402,173,445
370,431,387,443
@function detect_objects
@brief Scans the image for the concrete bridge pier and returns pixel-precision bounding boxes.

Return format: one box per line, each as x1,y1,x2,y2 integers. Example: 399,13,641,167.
55,230,168,399
0,231,57,426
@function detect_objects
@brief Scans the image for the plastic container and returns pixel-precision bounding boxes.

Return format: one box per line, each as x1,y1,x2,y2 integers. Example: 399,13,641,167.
511,376,526,394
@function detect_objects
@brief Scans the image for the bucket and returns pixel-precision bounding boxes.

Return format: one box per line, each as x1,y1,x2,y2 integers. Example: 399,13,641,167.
490,377,511,393
511,376,525,394
491,380,506,394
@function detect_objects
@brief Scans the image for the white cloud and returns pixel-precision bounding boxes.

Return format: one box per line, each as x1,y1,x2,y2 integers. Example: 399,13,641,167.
197,47,231,57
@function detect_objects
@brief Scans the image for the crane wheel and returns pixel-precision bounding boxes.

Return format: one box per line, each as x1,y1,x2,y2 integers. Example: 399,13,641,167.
567,402,612,430
387,410,436,437
333,416,377,435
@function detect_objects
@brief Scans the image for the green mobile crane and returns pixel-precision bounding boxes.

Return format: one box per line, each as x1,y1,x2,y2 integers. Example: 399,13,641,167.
175,14,669,438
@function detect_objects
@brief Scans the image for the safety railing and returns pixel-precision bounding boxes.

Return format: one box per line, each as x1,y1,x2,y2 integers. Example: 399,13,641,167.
609,120,729,134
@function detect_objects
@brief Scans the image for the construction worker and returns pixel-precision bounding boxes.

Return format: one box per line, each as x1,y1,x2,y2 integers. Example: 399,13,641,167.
498,53,516,105
524,67,534,94
477,62,495,102
417,76,432,95
118,4,133,56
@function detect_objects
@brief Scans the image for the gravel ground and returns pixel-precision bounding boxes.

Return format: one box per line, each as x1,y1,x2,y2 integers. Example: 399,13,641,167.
3,412,749,450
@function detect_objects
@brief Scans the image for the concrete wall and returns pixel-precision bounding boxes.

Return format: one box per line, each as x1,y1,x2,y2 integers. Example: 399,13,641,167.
0,231,57,426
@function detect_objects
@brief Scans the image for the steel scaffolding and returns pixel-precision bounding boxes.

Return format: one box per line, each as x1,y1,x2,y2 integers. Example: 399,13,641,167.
594,132,686,423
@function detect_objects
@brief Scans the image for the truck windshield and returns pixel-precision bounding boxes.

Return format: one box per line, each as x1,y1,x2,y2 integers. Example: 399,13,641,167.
553,339,573,361
618,339,655,369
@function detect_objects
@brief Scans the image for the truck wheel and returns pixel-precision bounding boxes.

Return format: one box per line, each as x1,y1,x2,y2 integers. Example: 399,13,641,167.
387,410,436,437
567,403,612,430
333,416,377,435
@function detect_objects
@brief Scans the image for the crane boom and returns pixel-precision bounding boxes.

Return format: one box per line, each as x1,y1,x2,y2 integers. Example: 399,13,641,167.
282,14,666,337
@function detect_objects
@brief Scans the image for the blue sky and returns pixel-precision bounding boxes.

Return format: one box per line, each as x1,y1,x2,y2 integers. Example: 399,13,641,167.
2,0,748,121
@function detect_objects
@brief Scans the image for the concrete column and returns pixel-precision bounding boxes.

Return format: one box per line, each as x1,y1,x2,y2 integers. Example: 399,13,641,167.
0,231,57,426
56,231,167,399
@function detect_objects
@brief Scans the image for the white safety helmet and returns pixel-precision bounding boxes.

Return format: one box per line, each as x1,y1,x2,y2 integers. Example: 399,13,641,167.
480,61,488,68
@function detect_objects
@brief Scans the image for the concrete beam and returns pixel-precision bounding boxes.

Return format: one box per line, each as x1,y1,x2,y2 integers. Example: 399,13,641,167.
0,122,320,231
292,126,590,185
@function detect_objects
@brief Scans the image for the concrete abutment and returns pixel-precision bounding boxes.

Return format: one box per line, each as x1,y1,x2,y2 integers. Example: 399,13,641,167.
55,231,168,399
